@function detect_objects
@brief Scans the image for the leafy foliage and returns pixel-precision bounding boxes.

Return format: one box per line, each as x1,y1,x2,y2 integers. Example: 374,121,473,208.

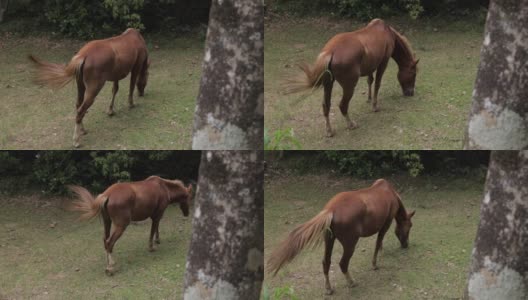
323,150,424,178
264,128,302,150
6,0,211,39
262,285,299,300
0,151,200,195
270,0,488,20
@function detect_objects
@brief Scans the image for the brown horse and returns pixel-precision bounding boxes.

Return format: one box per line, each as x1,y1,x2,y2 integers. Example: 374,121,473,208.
28,28,150,148
68,176,192,275
284,19,419,137
267,179,415,295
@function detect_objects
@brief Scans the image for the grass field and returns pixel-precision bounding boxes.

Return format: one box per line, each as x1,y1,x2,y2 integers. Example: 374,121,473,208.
264,16,484,149
0,193,191,299
0,30,204,149
264,172,484,299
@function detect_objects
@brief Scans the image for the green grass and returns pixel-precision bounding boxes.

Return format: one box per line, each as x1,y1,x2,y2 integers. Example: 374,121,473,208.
0,30,204,149
265,16,484,149
0,193,191,299
264,173,484,299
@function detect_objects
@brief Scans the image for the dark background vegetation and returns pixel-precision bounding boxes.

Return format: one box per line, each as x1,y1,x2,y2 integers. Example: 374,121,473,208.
2,0,211,38
266,151,490,179
0,151,201,195
266,0,489,20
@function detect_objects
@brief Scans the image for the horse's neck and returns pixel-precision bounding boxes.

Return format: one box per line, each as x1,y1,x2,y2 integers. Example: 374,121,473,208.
391,31,413,69
394,199,407,224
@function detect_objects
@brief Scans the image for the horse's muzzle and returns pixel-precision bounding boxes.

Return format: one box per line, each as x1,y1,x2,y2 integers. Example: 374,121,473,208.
403,89,414,97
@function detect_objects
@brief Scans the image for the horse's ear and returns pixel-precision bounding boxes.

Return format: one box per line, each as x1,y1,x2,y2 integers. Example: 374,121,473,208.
408,210,416,218
414,59,420,66
187,184,193,194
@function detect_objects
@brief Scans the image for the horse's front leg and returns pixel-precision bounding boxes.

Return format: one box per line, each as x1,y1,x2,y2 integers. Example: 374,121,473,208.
155,225,161,244
367,74,374,102
149,219,160,252
107,81,119,116
372,61,388,112
372,221,391,270
128,69,139,108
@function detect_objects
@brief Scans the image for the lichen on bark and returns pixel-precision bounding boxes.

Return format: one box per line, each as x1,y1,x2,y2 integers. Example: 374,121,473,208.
465,151,528,299
192,0,264,150
464,0,528,149
184,151,264,300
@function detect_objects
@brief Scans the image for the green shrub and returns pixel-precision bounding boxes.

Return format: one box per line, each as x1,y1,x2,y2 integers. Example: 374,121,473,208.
323,150,423,178
264,128,302,150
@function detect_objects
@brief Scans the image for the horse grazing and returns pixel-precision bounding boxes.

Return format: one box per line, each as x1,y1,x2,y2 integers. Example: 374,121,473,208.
284,19,419,137
266,179,415,295
68,176,192,275
28,28,150,148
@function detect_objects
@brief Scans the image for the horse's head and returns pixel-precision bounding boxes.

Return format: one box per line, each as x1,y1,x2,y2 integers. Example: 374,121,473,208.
178,184,193,217
397,59,419,97
137,58,150,96
395,210,415,248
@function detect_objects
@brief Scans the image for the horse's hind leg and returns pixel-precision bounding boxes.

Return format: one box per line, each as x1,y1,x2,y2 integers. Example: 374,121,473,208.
105,224,127,275
73,81,105,148
322,230,335,295
322,78,335,137
107,81,119,116
338,78,359,130
339,237,359,288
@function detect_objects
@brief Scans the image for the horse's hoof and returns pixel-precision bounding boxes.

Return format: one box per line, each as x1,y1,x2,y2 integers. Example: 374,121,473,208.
348,282,358,288
325,289,334,295
373,265,379,271
326,130,335,138
81,130,88,135
346,123,358,130
107,110,115,116
129,103,135,109
73,142,81,148
148,247,156,252
155,240,161,244
105,268,114,276
373,107,380,112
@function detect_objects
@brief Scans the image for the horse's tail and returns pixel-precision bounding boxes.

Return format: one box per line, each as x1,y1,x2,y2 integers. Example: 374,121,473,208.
266,209,333,275
28,55,85,90
282,51,333,94
67,185,108,221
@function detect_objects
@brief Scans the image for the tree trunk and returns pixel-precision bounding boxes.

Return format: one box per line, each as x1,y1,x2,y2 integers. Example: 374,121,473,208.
184,151,264,299
464,0,528,149
191,0,264,150
465,151,528,299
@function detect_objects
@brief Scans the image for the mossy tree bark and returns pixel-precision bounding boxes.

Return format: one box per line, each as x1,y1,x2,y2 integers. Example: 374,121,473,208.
464,0,528,149
183,151,264,299
191,0,264,150
465,151,528,299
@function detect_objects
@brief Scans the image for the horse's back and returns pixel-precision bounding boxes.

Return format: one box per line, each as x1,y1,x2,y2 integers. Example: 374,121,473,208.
323,19,394,76
327,179,400,237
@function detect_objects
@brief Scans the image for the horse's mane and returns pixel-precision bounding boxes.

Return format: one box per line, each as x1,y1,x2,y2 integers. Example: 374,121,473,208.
389,26,415,61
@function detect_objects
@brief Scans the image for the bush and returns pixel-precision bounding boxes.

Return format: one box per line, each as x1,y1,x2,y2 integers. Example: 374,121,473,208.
323,151,424,178
264,128,302,150
270,0,488,20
